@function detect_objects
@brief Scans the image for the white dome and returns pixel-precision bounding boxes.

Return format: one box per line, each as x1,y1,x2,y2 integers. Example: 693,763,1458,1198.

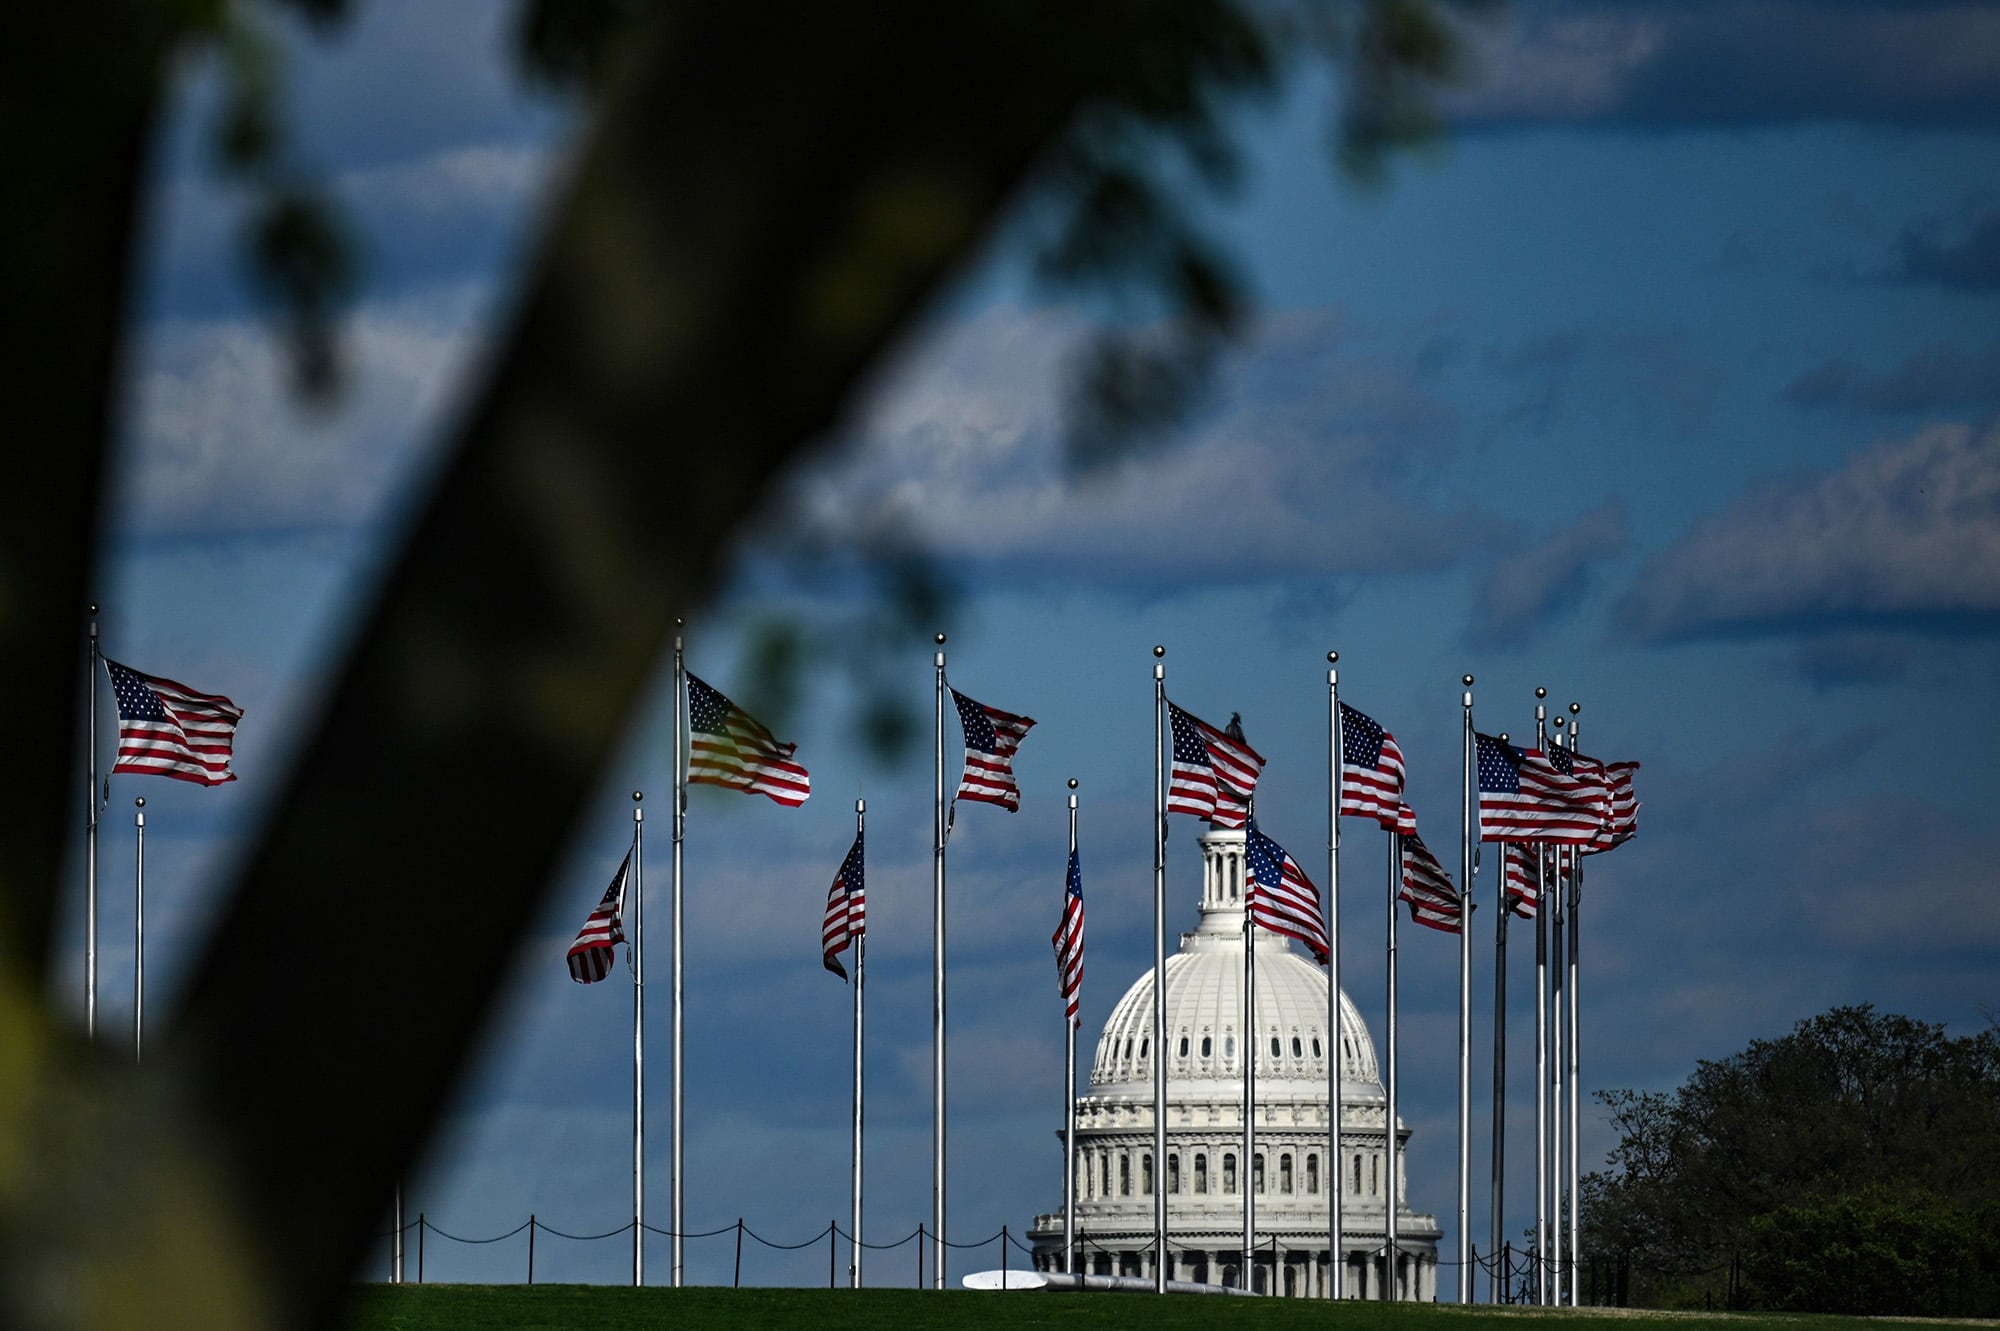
1029,825,1442,1300
1090,827,1379,1095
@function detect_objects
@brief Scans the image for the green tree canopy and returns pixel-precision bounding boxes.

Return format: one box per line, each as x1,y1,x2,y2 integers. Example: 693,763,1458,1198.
1582,1004,2000,1315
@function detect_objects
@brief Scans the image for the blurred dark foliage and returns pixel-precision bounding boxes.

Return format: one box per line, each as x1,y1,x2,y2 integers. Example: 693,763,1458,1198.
0,2,1484,1327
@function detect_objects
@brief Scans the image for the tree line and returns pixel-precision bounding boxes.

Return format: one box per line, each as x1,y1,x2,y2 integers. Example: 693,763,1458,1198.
1581,1004,2000,1316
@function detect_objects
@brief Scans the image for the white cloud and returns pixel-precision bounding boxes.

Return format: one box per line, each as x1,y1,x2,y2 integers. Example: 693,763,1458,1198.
1618,419,2000,641
783,305,1478,583
116,286,491,534
338,143,558,225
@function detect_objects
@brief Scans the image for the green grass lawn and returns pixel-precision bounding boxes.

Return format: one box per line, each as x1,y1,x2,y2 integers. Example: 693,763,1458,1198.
344,1285,1972,1331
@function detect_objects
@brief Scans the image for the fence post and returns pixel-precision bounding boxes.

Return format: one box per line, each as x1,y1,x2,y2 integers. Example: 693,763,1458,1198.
830,1221,837,1289
734,1219,744,1288
417,1214,425,1284
1000,1225,1008,1290
527,1214,536,1286
917,1223,925,1290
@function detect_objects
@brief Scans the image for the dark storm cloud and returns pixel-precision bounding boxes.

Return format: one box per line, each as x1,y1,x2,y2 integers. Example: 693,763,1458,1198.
1617,420,2000,644
1463,500,1630,648
1784,340,2000,415
1446,1,2000,129
1485,324,1722,438
1890,209,2000,292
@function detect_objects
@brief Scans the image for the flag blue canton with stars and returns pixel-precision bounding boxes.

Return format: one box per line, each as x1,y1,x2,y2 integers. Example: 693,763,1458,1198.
1169,705,1210,769
953,689,998,753
1340,702,1386,768
1476,732,1525,793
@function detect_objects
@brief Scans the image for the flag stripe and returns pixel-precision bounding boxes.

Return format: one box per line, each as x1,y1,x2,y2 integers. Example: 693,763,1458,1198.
1399,821,1464,936
105,658,243,786
1166,701,1265,826
1052,847,1084,1026
686,673,811,806
567,852,631,985
1338,702,1407,832
1476,733,1610,844
822,830,865,979
1246,822,1328,961
951,688,1035,812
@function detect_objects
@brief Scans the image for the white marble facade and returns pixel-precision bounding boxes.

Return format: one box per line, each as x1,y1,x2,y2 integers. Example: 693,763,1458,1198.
1028,827,1441,1299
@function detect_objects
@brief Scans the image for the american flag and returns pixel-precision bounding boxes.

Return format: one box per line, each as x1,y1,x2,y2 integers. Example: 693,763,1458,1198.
1584,758,1641,854
1475,733,1608,845
1166,702,1265,827
686,673,810,806
1338,702,1406,831
1246,821,1328,962
104,658,243,786
951,688,1036,812
821,830,865,980
1400,827,1464,935
1051,847,1084,1027
1501,841,1568,919
566,852,630,984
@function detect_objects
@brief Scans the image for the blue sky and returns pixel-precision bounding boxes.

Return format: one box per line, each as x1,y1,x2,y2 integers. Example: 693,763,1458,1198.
72,0,2000,1294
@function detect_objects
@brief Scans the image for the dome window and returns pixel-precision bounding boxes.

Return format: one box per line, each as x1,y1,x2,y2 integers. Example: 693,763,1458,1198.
1194,1153,1208,1194
1139,1038,1148,1059
1270,1036,1281,1059
1123,1037,1133,1060
1292,1036,1302,1058
1222,1153,1237,1194
1312,1037,1323,1058
1201,1036,1212,1058
1224,1036,1235,1060
1306,1153,1320,1195
1178,1036,1189,1058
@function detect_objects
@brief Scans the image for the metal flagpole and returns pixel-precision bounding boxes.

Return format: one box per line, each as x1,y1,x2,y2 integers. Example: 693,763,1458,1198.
1243,820,1257,1293
391,1180,403,1283
1063,780,1079,1276
1533,690,1550,1304
637,785,650,1286
1566,704,1583,1307
932,634,948,1289
1491,730,1509,1304
852,797,866,1289
1457,675,1474,1302
671,625,687,1287
1327,653,1344,1300
1548,713,1566,1302
86,604,100,1040
133,797,145,1062
1150,646,1168,1293
1384,826,1400,1301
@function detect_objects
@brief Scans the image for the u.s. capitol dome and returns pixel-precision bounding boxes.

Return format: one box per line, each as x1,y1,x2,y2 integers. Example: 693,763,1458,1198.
1027,826,1440,1298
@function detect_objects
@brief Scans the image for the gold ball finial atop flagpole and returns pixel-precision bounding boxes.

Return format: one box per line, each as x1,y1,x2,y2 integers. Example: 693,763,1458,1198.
135,797,145,808
1153,644,1165,658
1536,687,1547,699
89,603,99,615
632,790,643,803
1068,778,1078,790
1499,733,1510,744
1569,702,1581,715
1328,650,1339,663
1552,716,1566,730
935,632,946,645
1464,674,1475,686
